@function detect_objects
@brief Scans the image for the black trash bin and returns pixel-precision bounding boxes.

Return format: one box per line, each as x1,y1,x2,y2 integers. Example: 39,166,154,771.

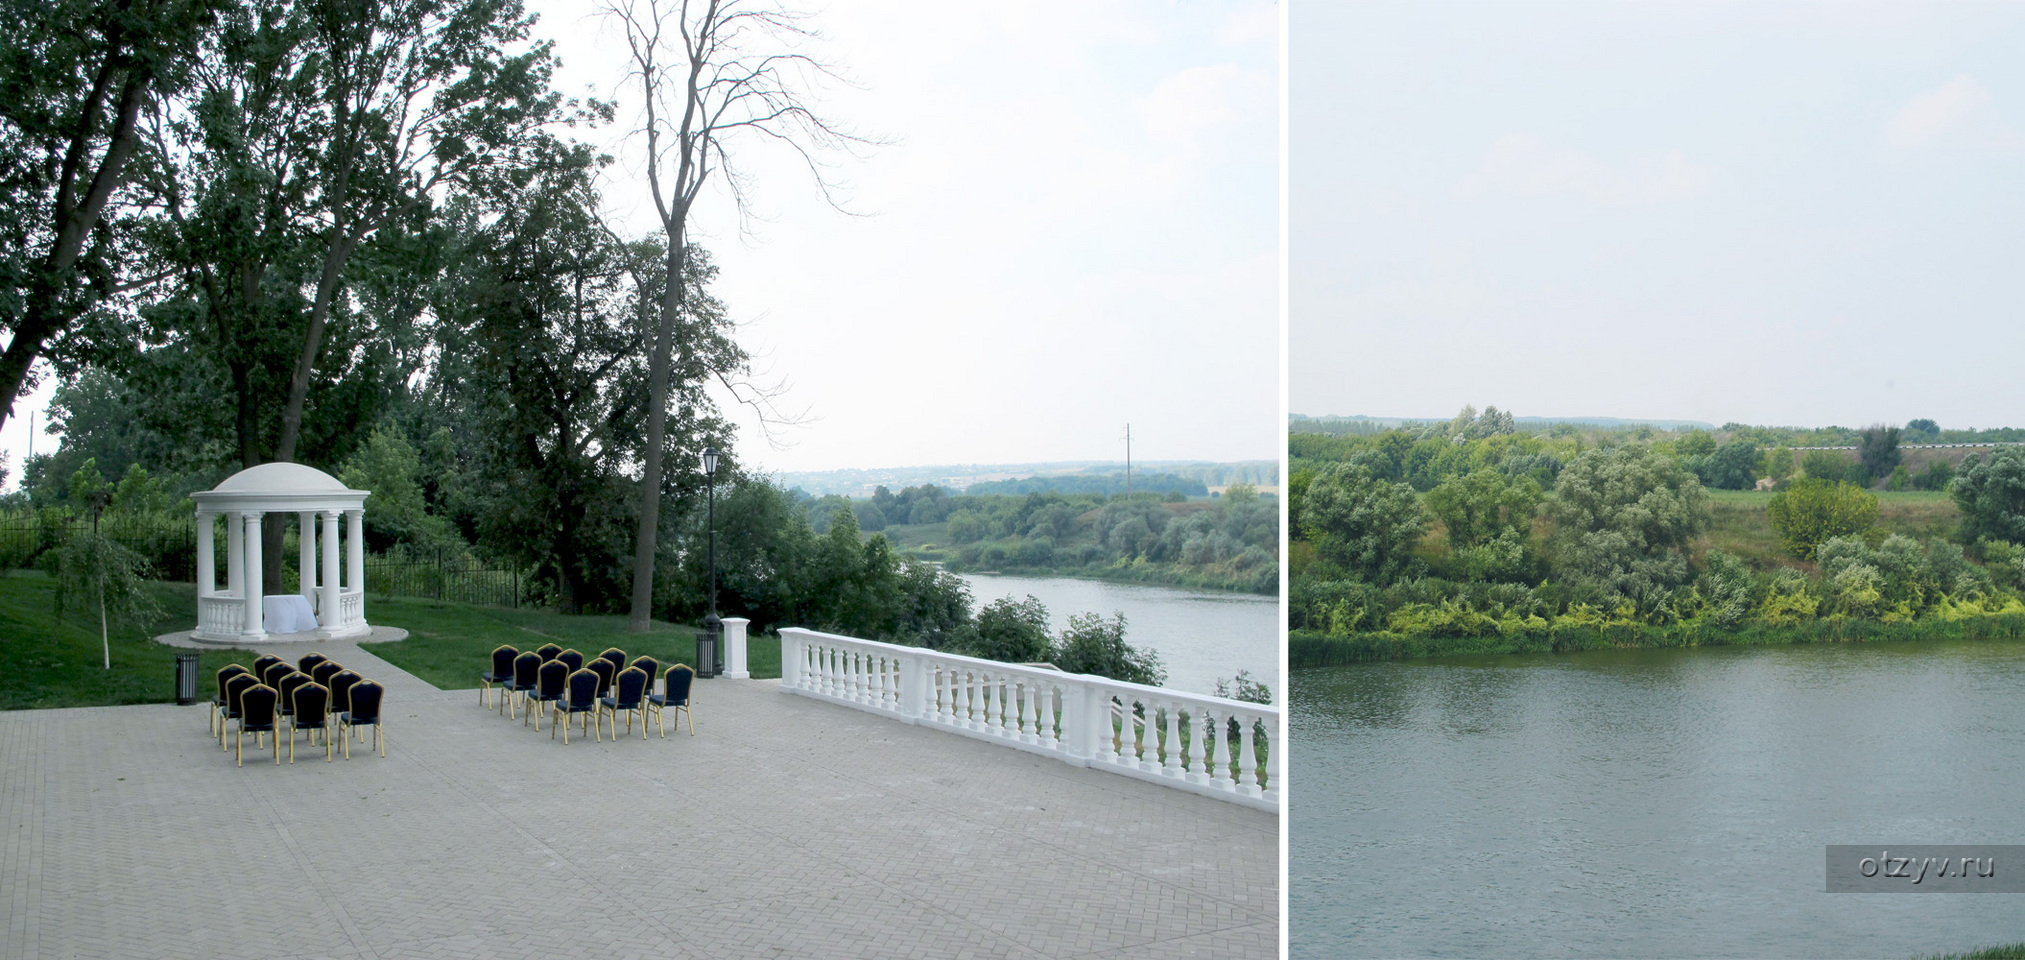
175,652,201,705
694,632,719,679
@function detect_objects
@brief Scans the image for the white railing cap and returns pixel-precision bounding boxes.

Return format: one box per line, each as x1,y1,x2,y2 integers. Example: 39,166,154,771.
778,626,1280,716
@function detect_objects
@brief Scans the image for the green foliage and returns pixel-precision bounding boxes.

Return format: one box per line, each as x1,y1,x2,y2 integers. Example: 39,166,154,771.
1693,439,1761,491
1699,549,1758,629
1676,429,1717,458
1858,424,1903,483
1301,463,1427,584
1766,479,1878,561
339,426,454,551
1052,611,1165,686
1801,449,1862,485
53,530,167,669
1547,445,1709,608
1914,459,1955,492
1887,464,1912,491
1952,448,2025,546
1213,670,1272,705
963,595,1053,663
1761,447,1796,485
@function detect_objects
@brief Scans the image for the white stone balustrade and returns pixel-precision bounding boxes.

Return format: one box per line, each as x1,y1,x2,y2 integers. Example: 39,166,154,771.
779,627,1280,812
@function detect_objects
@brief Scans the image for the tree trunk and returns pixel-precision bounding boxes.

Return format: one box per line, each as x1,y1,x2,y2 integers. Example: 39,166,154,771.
626,237,686,632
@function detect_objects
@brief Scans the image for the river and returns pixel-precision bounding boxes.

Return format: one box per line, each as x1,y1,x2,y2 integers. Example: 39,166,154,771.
956,572,1280,702
1291,639,2025,958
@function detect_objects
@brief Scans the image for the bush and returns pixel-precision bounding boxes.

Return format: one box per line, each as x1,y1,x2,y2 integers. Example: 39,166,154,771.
1766,479,1877,561
1053,611,1164,685
1953,448,2025,545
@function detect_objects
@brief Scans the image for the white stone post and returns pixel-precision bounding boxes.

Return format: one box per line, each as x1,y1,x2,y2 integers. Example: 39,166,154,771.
321,511,341,633
196,511,214,596
722,617,750,679
779,628,805,690
298,512,315,601
241,511,265,641
900,653,928,720
226,509,244,597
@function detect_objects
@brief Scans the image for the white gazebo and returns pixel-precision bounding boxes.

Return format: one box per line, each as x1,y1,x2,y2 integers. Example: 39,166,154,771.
189,463,371,643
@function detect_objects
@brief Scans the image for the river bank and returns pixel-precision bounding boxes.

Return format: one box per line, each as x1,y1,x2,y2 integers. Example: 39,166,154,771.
1290,613,2025,668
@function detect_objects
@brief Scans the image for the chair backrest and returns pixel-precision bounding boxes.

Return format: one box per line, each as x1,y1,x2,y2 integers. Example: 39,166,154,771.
535,643,562,662
612,667,647,708
262,661,294,690
292,682,330,726
276,672,310,709
597,648,626,672
557,649,584,673
216,664,250,700
240,683,278,726
564,668,599,708
329,671,363,713
513,651,542,686
586,658,615,695
346,681,383,723
297,652,328,676
630,656,659,688
665,664,695,705
537,659,569,698
252,654,285,679
225,672,259,714
312,661,344,686
490,645,519,676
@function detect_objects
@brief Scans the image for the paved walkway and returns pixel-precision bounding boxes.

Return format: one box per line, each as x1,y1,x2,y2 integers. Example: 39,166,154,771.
0,645,1278,959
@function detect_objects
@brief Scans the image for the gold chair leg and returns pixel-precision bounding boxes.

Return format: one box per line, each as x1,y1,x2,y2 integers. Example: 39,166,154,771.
236,727,243,767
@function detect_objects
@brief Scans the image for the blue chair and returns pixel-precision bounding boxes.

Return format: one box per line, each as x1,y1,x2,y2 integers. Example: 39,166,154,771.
534,643,563,662
596,648,628,678
480,644,518,710
648,664,695,738
556,649,585,674
219,673,258,750
339,681,385,759
586,657,616,699
275,671,310,725
629,656,660,693
296,652,329,677
554,669,601,744
504,651,541,719
235,683,280,767
289,682,332,763
525,660,568,731
600,667,650,740
210,664,250,736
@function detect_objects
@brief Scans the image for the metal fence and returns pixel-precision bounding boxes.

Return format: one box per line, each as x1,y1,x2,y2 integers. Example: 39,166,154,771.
364,551,525,608
0,516,197,582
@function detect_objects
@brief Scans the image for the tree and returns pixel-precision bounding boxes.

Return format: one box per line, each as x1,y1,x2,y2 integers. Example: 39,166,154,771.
965,594,1052,663
1299,463,1427,584
1547,445,1709,608
1676,429,1717,459
1765,478,1877,561
1906,418,1940,441
1760,447,1795,486
1696,439,1761,491
605,0,867,632
55,528,166,669
1858,424,1902,486
1952,447,2025,546
0,0,222,430
1801,449,1859,485
1053,611,1164,686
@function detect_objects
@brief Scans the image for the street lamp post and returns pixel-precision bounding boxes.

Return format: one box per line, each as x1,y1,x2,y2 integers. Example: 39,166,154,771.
701,446,720,676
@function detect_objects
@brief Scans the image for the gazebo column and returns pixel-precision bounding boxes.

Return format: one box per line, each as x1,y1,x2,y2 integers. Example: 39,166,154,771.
226,510,244,597
298,512,316,603
196,511,215,596
321,510,341,634
347,509,365,608
241,511,265,641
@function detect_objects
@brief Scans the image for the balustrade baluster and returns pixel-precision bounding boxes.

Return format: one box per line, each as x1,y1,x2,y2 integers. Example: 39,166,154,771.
1163,702,1184,777
1018,682,1036,743
1211,708,1234,788
1037,686,1057,749
1238,714,1261,796
982,674,998,734
1188,710,1213,784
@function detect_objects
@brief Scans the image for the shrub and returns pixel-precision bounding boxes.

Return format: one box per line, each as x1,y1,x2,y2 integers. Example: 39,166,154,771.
1766,479,1877,561
1953,448,2025,545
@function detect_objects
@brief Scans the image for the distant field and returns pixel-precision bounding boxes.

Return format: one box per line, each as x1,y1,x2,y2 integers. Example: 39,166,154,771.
1703,489,1959,570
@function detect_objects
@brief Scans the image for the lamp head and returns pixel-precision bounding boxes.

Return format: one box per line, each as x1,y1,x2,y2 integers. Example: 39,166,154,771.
701,446,719,476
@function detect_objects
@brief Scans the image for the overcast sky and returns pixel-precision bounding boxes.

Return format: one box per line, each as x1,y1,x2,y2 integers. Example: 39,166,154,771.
541,0,1280,474
0,0,1278,491
1292,1,2025,431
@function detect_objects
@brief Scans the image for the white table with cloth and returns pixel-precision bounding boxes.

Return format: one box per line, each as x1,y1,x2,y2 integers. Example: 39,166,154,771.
262,595,320,634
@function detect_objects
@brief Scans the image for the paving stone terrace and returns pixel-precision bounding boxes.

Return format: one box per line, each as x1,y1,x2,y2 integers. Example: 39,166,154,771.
0,637,1278,959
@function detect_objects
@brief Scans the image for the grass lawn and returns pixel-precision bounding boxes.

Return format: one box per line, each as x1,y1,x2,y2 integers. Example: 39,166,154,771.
1920,943,2025,960
0,570,258,711
363,594,782,689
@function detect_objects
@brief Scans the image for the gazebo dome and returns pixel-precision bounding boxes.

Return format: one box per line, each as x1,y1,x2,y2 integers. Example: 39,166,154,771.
212,462,351,494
